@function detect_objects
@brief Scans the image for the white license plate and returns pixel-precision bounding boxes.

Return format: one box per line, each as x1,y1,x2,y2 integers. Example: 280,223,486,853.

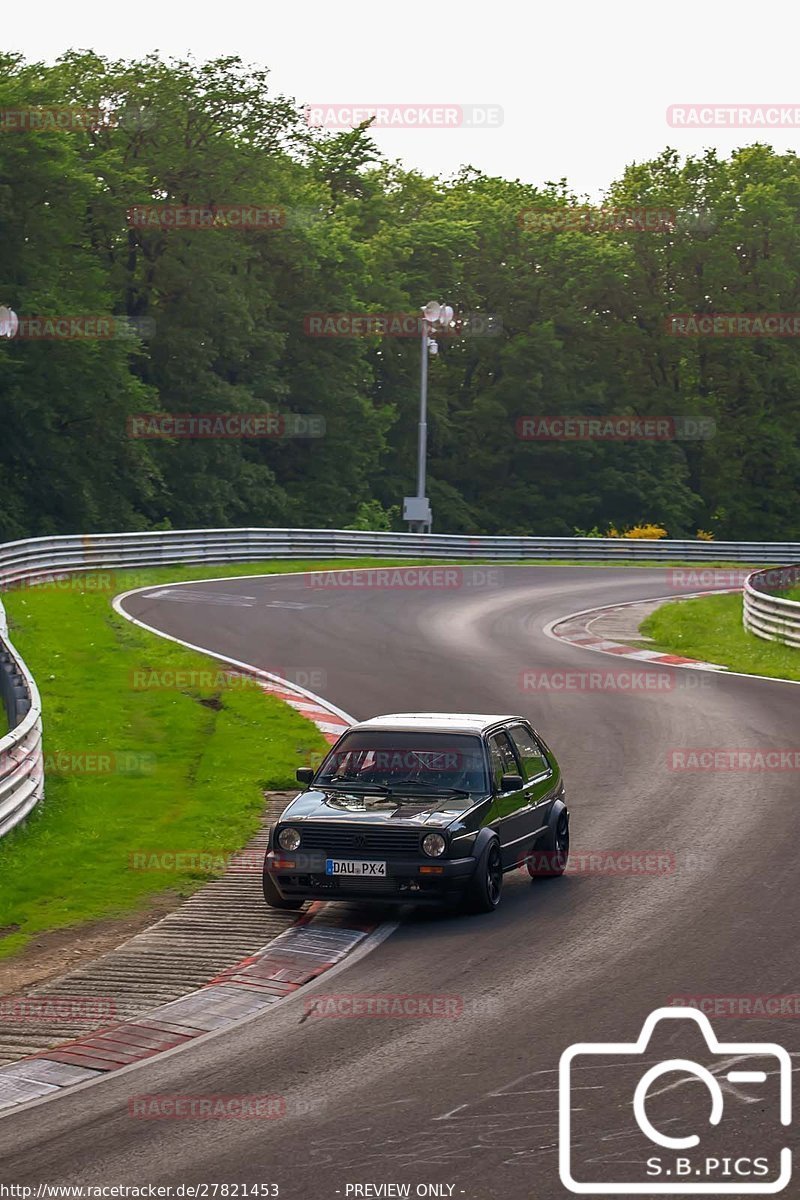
325,859,387,877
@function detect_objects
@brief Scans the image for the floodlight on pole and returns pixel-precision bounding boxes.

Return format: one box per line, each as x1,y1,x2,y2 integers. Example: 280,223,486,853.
0,307,19,338
402,299,453,534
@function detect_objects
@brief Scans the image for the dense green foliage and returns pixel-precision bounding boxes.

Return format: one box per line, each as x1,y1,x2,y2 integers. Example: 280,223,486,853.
2,52,799,540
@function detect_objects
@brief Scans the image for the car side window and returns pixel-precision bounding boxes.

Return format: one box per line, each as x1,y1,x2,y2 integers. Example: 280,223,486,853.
487,732,519,791
508,724,550,780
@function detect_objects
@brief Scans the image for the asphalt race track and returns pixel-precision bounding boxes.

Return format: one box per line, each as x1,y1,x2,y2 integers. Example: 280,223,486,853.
1,565,797,1197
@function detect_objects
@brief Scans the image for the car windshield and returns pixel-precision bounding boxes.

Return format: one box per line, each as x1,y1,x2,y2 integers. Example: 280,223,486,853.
314,731,489,794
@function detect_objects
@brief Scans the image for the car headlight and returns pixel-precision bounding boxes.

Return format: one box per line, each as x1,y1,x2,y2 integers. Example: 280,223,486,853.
278,827,301,851
422,832,446,858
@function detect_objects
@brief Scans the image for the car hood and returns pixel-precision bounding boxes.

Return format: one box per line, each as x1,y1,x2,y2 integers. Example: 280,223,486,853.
281,787,485,828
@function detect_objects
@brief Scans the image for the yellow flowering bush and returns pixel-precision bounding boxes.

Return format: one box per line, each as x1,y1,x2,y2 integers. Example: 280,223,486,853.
607,523,668,539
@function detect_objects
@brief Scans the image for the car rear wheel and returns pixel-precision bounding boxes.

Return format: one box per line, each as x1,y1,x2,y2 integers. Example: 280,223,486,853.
527,808,569,878
463,839,503,913
263,865,305,910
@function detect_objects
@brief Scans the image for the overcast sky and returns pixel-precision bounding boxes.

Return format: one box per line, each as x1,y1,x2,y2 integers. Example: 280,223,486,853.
6,0,800,198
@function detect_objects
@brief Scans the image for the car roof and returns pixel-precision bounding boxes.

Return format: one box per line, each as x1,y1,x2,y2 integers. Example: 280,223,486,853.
350,713,527,735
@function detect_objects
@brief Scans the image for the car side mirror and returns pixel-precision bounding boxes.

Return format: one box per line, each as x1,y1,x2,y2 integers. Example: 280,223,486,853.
296,767,314,787
499,772,523,792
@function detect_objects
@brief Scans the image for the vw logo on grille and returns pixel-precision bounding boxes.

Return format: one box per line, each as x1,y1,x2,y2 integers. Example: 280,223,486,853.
353,833,368,848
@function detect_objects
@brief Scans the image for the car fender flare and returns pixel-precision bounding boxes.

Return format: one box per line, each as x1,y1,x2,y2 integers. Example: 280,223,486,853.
470,826,500,862
543,797,569,845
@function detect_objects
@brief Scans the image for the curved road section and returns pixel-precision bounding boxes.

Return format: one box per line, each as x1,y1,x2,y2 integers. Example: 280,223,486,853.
0,565,797,1197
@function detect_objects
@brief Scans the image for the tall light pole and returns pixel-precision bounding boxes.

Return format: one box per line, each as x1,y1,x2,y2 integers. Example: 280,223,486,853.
403,300,453,534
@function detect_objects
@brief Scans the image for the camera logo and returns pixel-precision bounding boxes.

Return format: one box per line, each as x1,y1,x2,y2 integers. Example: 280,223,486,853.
559,1006,791,1194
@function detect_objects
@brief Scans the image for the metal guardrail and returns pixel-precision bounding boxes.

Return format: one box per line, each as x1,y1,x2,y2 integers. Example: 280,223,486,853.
1,525,800,841
743,565,800,648
1,528,800,588
0,596,44,839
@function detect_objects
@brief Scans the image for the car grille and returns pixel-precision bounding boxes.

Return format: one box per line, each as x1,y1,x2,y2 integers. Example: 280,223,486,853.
297,825,423,855
277,874,444,897
312,875,400,892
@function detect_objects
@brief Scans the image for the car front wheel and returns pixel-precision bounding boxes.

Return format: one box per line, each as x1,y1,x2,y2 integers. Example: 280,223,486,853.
463,839,503,914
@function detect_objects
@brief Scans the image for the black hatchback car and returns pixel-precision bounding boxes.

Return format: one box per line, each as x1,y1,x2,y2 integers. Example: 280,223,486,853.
262,713,569,914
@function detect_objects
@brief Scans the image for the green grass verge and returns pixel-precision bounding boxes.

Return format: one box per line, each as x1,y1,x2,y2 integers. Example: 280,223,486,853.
640,592,800,683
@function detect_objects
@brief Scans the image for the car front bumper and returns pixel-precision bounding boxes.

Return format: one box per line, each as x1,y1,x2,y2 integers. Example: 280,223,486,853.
264,850,478,904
